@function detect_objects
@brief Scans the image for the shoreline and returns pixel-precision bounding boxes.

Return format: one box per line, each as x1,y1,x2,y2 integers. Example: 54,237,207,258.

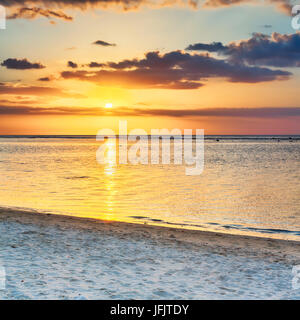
1,207,300,264
1,207,300,299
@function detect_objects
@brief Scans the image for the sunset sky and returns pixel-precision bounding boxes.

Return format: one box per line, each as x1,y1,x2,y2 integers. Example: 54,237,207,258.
0,0,299,134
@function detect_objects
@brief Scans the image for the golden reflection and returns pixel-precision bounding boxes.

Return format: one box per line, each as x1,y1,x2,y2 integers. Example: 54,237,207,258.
104,139,116,176
103,138,117,219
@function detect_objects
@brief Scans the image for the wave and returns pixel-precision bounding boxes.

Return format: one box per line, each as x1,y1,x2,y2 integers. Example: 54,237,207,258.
129,216,300,237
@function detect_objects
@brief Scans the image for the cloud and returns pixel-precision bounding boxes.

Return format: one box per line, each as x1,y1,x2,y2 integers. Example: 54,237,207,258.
61,50,291,89
0,0,193,11
130,106,300,118
186,32,300,68
186,42,227,52
0,98,38,105
7,7,73,21
67,61,78,68
0,83,83,97
0,105,94,115
203,0,293,15
38,76,56,81
86,62,106,68
93,40,116,47
0,0,294,17
38,77,51,81
0,104,299,119
1,58,46,70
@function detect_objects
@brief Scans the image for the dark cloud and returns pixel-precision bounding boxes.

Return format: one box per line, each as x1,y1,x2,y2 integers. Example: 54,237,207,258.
186,42,227,52
0,104,299,119
0,105,96,115
0,0,196,11
61,50,291,89
86,62,106,68
93,40,116,47
38,76,52,81
186,32,300,68
0,0,293,19
203,0,293,15
131,106,300,118
7,7,73,21
68,61,78,68
1,58,46,70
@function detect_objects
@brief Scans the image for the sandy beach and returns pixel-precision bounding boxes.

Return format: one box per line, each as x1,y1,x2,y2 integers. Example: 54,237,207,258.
0,207,300,300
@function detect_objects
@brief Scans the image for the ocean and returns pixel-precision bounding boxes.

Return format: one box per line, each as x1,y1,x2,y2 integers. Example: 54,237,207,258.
0,135,299,241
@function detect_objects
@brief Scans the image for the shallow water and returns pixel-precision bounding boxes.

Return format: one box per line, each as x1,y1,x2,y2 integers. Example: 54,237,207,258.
0,135,299,240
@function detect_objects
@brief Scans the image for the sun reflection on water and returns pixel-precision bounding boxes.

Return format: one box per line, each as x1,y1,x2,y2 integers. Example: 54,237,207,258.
104,139,116,176
103,139,117,219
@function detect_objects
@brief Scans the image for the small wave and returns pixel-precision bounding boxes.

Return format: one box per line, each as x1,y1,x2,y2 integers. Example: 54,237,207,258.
128,216,300,238
64,176,90,180
129,216,206,228
218,223,300,236
129,216,149,220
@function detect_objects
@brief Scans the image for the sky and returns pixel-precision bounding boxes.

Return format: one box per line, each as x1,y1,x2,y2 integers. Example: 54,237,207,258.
0,0,299,134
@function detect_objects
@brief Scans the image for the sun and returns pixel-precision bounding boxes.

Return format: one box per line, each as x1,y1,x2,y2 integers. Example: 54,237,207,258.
105,103,113,109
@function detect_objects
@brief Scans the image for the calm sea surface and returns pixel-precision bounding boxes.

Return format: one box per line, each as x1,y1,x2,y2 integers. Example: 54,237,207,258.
0,136,299,240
